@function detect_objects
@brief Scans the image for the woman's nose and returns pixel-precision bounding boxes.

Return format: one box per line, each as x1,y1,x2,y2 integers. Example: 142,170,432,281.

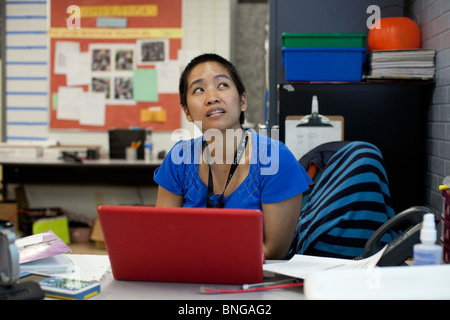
205,89,220,105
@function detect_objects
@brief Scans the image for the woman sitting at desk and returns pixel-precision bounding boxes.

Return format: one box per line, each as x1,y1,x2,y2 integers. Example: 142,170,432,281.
154,53,396,261
153,53,312,259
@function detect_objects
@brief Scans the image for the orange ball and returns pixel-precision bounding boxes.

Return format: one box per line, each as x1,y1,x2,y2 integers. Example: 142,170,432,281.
368,17,421,52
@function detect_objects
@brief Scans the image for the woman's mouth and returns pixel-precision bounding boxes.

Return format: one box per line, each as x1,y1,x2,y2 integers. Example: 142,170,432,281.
206,108,225,117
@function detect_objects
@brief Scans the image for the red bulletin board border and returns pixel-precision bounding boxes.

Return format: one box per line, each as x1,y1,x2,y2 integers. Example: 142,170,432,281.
49,0,182,131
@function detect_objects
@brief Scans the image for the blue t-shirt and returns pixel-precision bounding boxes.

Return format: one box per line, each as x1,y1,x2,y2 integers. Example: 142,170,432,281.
153,129,312,209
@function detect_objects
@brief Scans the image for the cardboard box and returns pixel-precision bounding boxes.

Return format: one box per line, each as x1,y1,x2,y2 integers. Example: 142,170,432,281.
90,218,105,249
0,202,19,231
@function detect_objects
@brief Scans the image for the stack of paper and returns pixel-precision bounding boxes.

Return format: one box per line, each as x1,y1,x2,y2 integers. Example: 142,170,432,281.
16,230,111,281
367,49,436,80
263,246,386,279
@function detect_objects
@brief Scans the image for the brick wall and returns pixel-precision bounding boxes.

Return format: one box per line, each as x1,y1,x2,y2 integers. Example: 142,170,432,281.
408,0,450,213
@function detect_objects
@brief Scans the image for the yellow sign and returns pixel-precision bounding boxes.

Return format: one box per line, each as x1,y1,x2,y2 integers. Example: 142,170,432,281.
80,5,158,17
47,28,183,39
141,109,167,123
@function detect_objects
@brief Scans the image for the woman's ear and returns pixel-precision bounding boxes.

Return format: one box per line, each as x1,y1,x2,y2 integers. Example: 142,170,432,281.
182,106,192,122
240,93,248,112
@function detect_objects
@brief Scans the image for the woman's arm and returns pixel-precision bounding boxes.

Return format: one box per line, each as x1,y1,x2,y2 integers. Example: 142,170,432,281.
262,194,302,259
156,186,184,207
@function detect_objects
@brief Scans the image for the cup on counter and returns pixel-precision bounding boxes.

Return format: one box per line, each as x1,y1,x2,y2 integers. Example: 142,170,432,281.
125,147,137,161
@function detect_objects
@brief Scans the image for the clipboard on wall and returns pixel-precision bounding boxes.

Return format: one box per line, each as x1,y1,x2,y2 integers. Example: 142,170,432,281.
285,115,344,161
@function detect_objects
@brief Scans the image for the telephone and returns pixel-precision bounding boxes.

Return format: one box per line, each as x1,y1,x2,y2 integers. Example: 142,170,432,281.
0,220,44,299
61,151,82,163
363,206,440,266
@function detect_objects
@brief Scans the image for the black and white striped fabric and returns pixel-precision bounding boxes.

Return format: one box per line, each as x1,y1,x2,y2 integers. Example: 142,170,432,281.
289,141,398,259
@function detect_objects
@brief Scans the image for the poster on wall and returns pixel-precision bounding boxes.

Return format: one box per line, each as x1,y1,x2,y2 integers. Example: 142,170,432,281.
48,0,183,131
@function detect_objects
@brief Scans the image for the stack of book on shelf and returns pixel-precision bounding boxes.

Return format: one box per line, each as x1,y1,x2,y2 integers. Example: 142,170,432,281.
366,49,436,80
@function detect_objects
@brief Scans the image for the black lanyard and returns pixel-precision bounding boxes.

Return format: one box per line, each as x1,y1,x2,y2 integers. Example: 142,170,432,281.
205,131,248,208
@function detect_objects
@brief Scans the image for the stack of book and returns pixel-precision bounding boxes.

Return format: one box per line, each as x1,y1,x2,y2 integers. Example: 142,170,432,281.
366,49,436,80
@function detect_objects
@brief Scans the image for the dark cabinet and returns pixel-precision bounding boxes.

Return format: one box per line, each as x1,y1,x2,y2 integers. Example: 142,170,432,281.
278,82,433,214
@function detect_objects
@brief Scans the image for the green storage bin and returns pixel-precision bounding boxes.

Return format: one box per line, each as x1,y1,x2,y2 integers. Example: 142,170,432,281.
282,33,366,48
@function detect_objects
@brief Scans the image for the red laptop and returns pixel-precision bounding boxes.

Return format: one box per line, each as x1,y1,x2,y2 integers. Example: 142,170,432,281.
97,205,264,284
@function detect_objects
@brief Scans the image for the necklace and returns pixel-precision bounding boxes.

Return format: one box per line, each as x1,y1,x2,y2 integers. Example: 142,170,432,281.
204,130,248,208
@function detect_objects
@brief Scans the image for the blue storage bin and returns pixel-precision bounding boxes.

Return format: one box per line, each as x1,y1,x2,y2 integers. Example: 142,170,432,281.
282,47,366,82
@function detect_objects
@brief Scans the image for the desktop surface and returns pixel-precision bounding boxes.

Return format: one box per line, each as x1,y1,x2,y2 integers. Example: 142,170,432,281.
93,271,304,300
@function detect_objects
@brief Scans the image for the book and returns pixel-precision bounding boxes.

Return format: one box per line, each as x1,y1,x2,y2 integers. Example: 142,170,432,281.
368,49,436,79
16,230,72,264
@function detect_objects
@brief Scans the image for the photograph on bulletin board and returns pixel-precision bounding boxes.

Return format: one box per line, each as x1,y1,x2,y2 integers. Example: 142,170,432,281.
48,0,183,131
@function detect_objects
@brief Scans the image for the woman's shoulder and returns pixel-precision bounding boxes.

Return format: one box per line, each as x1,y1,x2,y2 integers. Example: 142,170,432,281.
166,136,203,164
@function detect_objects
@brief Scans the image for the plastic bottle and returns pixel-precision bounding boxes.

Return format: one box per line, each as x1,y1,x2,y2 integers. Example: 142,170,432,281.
413,213,443,265
144,128,153,162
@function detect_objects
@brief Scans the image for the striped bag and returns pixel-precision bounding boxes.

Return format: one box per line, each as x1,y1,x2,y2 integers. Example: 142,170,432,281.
289,141,398,259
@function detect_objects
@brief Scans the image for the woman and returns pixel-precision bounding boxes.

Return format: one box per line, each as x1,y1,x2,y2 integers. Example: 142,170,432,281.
154,53,312,259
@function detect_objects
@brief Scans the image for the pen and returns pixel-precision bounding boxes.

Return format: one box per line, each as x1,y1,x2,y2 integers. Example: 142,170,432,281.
131,141,142,149
200,279,303,294
241,278,300,290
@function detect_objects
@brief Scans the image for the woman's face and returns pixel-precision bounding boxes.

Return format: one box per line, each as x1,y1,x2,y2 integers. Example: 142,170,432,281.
183,61,247,133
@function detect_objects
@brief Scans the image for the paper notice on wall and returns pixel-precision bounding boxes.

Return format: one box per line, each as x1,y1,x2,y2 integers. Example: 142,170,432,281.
54,41,81,75
140,106,166,123
66,52,90,86
157,61,180,93
80,92,106,126
133,68,158,102
56,87,83,120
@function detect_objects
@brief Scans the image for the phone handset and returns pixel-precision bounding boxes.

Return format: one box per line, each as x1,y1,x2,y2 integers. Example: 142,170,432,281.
363,206,437,266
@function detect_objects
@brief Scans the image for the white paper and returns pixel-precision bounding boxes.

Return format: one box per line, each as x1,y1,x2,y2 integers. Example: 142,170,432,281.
285,118,343,160
157,61,180,93
57,87,83,120
79,92,106,126
66,52,90,86
20,254,75,274
23,254,111,282
263,246,386,279
52,254,111,282
54,41,81,75
15,234,43,247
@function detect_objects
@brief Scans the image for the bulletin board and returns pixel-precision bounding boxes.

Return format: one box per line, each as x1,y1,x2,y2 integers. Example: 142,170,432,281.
48,0,182,131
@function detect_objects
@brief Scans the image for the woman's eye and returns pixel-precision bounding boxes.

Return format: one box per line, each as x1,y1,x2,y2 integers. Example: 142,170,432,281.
218,83,229,89
193,87,203,94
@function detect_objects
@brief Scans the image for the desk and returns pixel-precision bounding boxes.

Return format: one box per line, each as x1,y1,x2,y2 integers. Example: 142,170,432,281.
93,272,304,300
44,254,304,301
0,158,162,200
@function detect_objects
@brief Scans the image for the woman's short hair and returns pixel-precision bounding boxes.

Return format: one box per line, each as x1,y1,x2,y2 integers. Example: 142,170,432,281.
179,53,246,125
